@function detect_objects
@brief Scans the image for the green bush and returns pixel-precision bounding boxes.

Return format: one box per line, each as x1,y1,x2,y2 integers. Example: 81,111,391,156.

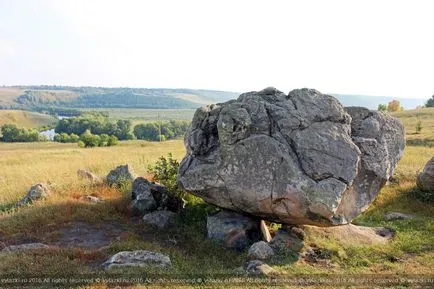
148,153,200,204
77,130,119,148
134,120,189,141
0,124,41,142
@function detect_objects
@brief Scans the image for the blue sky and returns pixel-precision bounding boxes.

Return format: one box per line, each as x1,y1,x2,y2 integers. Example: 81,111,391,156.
0,0,433,98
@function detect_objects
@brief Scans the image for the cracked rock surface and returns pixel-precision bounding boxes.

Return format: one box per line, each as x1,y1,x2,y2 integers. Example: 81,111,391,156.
177,87,405,226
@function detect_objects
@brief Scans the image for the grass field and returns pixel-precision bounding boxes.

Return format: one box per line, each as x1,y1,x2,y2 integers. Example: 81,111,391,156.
0,110,57,129
0,88,23,107
0,138,433,288
392,107,434,146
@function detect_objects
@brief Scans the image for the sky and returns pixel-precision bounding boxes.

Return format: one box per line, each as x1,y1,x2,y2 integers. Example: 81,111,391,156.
0,0,433,98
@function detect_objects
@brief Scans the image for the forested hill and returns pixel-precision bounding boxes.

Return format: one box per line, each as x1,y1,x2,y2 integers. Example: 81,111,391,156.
0,86,240,110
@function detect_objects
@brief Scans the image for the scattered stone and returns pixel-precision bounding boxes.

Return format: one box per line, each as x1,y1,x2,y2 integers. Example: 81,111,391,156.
207,210,261,250
302,246,333,263
16,183,51,206
77,169,102,184
247,241,274,260
303,224,394,246
106,164,136,187
270,228,304,254
385,212,414,221
131,177,184,216
1,243,51,253
243,260,275,276
178,87,405,226
417,157,434,192
80,195,104,204
260,220,272,242
103,250,171,269
143,211,176,229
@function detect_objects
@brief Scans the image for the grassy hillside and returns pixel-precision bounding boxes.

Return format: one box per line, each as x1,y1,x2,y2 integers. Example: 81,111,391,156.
0,140,432,287
0,86,240,110
0,110,57,129
392,107,434,146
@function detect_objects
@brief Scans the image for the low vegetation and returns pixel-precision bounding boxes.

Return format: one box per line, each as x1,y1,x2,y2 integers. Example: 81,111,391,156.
0,124,45,142
134,120,189,141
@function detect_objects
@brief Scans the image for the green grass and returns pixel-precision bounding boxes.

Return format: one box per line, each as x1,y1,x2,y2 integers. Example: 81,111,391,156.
0,110,57,129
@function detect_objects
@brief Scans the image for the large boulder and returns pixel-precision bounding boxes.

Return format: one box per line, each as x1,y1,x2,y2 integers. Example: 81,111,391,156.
178,88,405,226
417,157,434,192
106,164,136,187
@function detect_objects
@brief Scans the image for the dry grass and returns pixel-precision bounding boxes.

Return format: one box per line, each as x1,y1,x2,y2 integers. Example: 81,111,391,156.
0,138,433,287
392,107,434,146
0,140,185,204
0,109,57,129
0,87,23,107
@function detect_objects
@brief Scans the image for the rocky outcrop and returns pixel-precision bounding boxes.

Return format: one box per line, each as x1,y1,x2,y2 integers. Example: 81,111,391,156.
207,210,261,250
103,250,172,269
106,164,136,187
178,87,405,226
417,157,434,192
16,183,51,206
384,212,414,221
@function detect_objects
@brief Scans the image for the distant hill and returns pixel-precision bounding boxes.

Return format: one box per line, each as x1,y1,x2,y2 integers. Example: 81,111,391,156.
0,86,239,110
332,93,426,110
0,86,427,110
0,110,57,129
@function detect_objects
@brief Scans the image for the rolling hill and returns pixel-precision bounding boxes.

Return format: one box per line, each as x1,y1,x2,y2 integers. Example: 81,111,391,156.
0,110,57,129
0,86,428,110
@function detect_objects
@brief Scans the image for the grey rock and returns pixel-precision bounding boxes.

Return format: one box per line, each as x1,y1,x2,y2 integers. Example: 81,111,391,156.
385,212,414,221
243,260,275,276
131,177,184,216
207,210,261,250
2,243,51,253
178,87,405,226
270,228,304,254
80,195,104,204
247,241,274,260
106,164,136,187
16,183,51,206
417,157,434,192
103,250,171,269
143,211,176,229
77,169,102,184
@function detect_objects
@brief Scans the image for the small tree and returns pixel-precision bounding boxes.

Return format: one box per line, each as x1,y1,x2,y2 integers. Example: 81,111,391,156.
387,100,401,112
377,104,387,112
426,95,434,107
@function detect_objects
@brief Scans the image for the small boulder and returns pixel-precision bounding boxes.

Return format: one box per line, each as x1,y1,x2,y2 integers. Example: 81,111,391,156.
106,164,136,187
77,169,102,184
80,195,104,204
385,212,414,221
243,260,275,276
247,241,274,260
103,250,171,269
417,157,434,192
143,211,176,229
131,177,184,215
207,210,261,250
1,243,51,253
270,228,304,254
16,183,51,206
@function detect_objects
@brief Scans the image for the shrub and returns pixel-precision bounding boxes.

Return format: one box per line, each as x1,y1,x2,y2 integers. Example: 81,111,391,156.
77,140,85,148
0,124,41,142
134,120,189,141
415,119,423,134
78,130,119,148
148,153,200,204
377,104,387,112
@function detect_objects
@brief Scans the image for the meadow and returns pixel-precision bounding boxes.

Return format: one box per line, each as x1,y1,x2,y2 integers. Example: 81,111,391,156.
0,137,432,288
0,110,57,129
